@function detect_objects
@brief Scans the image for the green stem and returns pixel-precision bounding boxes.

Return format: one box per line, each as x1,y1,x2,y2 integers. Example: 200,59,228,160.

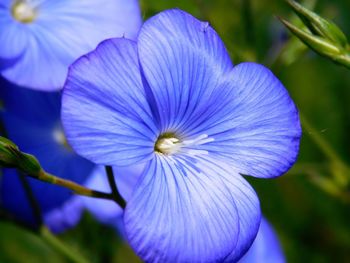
309,173,350,203
0,135,114,201
241,0,255,44
334,52,350,69
285,161,350,203
40,226,89,263
301,114,343,164
29,169,114,200
300,113,349,184
18,172,43,227
301,115,335,161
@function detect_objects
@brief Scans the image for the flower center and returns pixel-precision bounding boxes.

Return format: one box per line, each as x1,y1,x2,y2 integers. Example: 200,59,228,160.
11,1,37,23
155,133,180,155
53,126,71,150
155,133,214,156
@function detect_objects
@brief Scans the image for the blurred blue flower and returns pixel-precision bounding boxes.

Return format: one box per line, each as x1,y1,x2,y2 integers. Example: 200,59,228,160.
240,218,285,263
0,0,141,91
0,78,94,233
62,9,301,262
80,164,144,237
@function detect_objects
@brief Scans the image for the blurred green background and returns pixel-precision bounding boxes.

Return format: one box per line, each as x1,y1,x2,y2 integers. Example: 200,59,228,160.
1,0,350,262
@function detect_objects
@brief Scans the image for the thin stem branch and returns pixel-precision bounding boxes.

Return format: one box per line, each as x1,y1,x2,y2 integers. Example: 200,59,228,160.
241,0,255,44
27,169,114,201
105,166,126,209
301,114,348,166
300,113,350,184
0,120,44,228
18,172,43,227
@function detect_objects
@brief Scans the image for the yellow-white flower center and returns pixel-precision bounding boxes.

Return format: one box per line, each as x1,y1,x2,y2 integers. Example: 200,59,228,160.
12,1,36,23
155,134,214,156
156,137,181,155
53,127,71,150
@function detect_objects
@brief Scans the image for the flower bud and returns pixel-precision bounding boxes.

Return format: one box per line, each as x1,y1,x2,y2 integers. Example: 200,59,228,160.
286,0,348,48
0,136,41,176
280,18,341,56
281,0,350,69
17,152,42,177
0,136,21,167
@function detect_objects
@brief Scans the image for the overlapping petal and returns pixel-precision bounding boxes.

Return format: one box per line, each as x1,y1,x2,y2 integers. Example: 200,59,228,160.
124,155,260,262
239,218,285,263
0,16,29,60
62,38,158,166
138,9,233,132
0,0,141,90
0,77,60,124
191,63,301,178
201,157,261,262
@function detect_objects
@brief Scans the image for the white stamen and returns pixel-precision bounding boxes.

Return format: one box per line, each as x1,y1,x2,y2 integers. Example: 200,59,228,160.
181,134,214,156
12,1,36,23
182,134,215,146
53,128,67,145
155,134,214,156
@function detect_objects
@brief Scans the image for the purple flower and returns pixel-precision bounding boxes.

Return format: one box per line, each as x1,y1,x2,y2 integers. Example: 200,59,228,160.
62,9,301,262
0,0,141,90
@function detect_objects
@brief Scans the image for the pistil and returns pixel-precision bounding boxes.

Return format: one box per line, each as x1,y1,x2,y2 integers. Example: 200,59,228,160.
12,1,36,23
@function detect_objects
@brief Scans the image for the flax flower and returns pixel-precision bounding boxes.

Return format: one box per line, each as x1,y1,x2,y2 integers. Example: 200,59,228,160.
62,9,301,262
0,0,141,90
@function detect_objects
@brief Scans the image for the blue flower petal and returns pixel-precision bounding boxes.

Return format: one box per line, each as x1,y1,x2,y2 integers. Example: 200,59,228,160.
137,9,233,132
238,217,285,263
0,78,60,124
124,155,260,262
202,157,261,262
194,63,301,178
62,38,158,166
0,14,29,60
1,0,141,90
